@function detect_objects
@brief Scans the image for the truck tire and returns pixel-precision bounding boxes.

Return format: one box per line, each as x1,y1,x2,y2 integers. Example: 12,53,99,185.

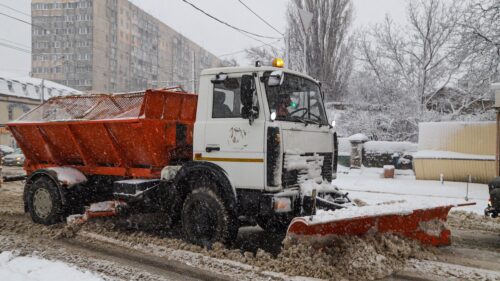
26,176,64,225
256,214,291,234
181,187,238,247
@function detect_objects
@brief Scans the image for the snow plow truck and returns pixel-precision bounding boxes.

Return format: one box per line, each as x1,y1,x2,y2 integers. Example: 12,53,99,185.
7,59,469,247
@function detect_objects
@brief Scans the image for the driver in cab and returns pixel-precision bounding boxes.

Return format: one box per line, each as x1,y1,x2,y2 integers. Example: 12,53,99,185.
277,94,292,118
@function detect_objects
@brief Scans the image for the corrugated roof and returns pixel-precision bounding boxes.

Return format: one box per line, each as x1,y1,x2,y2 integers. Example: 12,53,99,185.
0,72,80,101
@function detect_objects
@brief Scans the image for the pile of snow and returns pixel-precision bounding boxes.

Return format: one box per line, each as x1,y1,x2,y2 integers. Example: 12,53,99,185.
347,133,368,142
333,166,489,215
364,141,417,154
284,153,324,184
311,199,463,224
0,251,103,281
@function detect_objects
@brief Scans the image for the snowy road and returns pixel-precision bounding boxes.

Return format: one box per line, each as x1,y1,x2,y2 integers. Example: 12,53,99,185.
0,167,498,281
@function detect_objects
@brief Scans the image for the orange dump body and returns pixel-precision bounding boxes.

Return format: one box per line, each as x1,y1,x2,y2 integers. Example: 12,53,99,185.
7,88,197,179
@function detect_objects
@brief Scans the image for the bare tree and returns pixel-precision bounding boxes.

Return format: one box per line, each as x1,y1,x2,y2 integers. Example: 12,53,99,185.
286,0,354,101
462,0,500,58
219,58,239,67
344,0,474,141
454,0,500,109
245,45,282,65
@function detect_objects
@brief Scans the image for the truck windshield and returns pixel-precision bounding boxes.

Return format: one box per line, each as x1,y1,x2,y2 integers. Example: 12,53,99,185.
264,73,328,125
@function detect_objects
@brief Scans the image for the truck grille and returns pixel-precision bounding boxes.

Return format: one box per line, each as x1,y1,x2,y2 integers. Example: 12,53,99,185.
282,152,333,188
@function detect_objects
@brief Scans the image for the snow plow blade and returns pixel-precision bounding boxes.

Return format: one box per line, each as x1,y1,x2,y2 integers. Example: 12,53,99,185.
287,202,475,247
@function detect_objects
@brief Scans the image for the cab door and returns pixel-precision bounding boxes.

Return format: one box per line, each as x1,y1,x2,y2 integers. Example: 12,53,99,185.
199,73,265,190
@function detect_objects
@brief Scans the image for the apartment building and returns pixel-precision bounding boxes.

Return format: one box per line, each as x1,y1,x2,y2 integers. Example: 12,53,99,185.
31,0,222,92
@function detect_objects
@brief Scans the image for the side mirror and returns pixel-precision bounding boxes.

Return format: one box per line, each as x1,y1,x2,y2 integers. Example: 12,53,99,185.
240,74,259,124
267,70,284,87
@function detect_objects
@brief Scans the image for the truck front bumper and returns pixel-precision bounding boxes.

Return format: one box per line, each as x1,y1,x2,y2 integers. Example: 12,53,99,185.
262,186,354,216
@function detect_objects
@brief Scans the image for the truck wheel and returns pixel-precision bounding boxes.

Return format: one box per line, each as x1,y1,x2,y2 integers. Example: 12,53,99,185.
26,176,64,225
256,214,290,234
181,187,238,247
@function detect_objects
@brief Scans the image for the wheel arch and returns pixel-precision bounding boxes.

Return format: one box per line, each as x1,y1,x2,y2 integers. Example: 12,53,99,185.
172,161,238,217
24,167,86,211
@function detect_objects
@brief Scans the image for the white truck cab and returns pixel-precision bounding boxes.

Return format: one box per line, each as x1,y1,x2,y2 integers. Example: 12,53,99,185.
189,61,346,236
194,63,336,192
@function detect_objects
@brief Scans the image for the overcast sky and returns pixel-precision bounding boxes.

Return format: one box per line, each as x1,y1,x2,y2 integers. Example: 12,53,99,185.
0,0,408,77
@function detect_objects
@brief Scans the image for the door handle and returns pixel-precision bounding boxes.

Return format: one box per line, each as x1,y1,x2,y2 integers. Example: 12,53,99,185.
206,146,220,152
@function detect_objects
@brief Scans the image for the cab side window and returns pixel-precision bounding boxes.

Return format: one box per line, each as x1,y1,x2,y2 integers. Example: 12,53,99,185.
212,78,242,118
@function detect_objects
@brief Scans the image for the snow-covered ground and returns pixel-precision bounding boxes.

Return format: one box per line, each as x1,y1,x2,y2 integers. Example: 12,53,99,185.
334,166,489,215
0,251,103,281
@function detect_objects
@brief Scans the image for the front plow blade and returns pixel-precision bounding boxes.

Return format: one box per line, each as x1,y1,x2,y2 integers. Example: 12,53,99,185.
287,202,475,247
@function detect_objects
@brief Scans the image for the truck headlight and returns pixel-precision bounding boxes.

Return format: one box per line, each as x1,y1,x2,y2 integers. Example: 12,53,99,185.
267,127,282,187
273,197,292,213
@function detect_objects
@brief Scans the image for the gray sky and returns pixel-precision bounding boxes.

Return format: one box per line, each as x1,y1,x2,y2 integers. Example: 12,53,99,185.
0,0,408,77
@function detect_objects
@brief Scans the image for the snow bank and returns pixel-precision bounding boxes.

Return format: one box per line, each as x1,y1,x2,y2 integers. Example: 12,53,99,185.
333,167,489,215
0,251,103,281
364,141,417,154
413,150,495,160
310,200,463,224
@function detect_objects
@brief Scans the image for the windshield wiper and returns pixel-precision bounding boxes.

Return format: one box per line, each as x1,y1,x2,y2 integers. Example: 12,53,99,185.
305,119,321,126
288,116,309,126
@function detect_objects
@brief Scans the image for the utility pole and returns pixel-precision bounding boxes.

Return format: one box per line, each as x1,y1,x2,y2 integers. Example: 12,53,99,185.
285,29,290,68
298,8,313,74
192,50,196,92
40,79,45,103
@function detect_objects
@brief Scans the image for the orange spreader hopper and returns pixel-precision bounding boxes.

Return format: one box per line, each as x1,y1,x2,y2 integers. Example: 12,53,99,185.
287,202,475,247
8,87,197,179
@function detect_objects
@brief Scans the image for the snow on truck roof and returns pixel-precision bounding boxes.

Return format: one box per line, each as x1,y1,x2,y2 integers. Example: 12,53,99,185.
201,66,319,82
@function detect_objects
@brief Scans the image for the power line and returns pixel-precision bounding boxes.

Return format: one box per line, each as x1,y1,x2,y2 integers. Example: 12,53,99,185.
218,38,282,57
0,41,31,54
181,0,281,40
0,12,33,27
0,37,31,49
236,0,283,36
0,3,31,18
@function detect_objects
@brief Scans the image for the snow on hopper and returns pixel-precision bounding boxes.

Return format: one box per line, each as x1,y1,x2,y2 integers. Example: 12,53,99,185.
286,201,476,247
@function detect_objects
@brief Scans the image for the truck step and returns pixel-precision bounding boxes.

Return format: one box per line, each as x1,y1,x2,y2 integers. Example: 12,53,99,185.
113,179,161,198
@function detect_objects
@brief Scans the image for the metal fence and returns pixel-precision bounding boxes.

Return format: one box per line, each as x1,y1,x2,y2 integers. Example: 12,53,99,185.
17,92,146,122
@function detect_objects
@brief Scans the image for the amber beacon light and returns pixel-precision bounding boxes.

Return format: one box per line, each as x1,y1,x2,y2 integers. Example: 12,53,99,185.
272,58,284,68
